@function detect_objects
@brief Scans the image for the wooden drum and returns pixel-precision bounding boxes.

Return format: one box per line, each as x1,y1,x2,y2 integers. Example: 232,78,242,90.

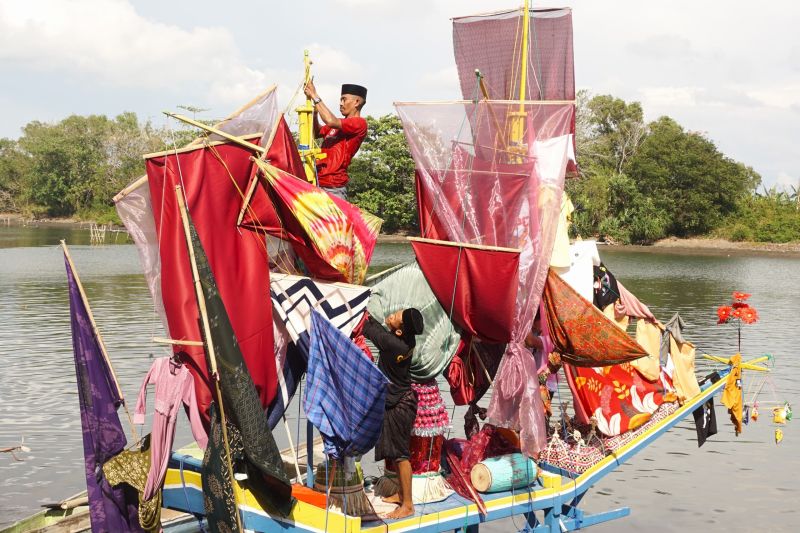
470,453,538,493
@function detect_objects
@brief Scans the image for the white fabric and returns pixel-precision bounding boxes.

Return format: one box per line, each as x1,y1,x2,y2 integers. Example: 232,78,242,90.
555,240,601,302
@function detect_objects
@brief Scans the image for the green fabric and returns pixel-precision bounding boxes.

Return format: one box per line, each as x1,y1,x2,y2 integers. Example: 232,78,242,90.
202,403,242,533
366,262,460,381
102,435,161,533
188,212,294,526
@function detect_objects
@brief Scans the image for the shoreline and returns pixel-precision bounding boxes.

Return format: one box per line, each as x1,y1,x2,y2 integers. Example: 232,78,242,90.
613,237,800,258
3,213,799,257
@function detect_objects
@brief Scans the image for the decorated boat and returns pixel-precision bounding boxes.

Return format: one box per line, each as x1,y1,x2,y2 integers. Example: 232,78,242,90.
6,3,786,533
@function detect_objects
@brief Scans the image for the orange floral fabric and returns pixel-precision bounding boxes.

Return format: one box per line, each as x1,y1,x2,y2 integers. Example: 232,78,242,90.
543,269,649,367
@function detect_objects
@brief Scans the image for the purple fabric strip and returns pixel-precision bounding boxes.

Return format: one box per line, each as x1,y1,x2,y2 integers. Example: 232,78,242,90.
65,254,142,532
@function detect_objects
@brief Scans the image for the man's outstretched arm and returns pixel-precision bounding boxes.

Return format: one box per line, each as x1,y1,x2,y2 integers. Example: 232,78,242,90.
304,80,342,131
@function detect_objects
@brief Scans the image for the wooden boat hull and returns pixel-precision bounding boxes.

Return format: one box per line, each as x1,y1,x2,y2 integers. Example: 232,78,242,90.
160,369,730,532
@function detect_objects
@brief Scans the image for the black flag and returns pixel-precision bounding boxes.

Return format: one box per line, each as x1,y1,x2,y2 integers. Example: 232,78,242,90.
693,398,718,447
185,211,294,530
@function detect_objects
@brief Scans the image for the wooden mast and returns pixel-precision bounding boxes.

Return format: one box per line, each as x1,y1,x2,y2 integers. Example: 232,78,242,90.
508,0,531,162
60,240,139,442
175,186,244,533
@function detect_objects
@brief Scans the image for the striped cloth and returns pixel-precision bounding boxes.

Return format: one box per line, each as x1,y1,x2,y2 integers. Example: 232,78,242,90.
305,310,388,459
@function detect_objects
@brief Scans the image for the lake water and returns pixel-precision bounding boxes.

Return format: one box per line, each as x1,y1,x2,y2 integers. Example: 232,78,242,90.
0,226,798,531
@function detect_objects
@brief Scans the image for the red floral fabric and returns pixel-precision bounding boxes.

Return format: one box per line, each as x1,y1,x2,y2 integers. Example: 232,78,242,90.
564,362,674,437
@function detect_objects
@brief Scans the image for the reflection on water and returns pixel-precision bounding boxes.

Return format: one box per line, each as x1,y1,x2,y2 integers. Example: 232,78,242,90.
1,227,799,530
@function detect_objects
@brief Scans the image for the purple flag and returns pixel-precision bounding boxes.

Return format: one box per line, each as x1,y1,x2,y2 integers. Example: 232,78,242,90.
65,253,142,532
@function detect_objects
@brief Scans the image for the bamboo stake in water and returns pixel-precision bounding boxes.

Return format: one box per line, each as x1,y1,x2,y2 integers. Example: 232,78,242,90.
175,186,244,533
60,240,139,442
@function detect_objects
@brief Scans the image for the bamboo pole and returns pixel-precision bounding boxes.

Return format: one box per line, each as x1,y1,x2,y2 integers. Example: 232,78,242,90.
282,416,303,482
702,353,771,372
518,0,530,107
163,113,266,156
152,336,204,347
174,186,244,533
114,85,277,202
60,241,139,442
408,236,521,254
142,133,264,160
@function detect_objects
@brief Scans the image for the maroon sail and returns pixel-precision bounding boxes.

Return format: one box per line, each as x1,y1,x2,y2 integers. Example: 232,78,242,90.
146,140,277,424
453,7,575,102
411,238,520,344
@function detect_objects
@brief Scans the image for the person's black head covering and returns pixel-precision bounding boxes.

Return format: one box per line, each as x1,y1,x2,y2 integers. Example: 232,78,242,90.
341,84,367,100
400,308,423,349
402,308,424,336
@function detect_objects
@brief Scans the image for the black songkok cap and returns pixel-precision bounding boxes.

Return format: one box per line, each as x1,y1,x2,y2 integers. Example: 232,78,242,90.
402,308,424,337
341,84,367,99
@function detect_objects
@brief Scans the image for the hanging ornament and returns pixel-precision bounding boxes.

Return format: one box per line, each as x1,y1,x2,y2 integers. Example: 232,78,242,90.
775,428,783,444
751,402,759,422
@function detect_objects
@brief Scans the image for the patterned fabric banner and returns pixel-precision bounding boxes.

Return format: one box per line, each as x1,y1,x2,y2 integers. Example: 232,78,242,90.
187,210,293,520
267,273,371,429
543,268,649,367
254,159,379,284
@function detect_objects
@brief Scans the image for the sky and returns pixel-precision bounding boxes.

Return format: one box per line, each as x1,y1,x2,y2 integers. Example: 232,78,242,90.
0,0,798,190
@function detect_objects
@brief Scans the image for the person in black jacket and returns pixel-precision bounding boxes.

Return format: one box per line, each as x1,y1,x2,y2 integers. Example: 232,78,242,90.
362,308,424,519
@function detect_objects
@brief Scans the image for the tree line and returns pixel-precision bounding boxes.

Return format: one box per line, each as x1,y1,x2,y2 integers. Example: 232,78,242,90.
0,96,797,242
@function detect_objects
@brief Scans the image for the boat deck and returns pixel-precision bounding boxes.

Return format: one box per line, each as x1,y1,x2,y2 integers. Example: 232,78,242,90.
162,372,727,532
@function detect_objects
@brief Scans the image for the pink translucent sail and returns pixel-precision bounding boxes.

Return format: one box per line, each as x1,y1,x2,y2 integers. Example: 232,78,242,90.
396,101,573,457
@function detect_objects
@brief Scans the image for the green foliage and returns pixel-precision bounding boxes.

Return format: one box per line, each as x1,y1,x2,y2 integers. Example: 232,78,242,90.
0,138,29,211
717,195,800,243
348,114,417,233
567,170,668,244
0,112,192,219
626,117,759,236
570,92,770,243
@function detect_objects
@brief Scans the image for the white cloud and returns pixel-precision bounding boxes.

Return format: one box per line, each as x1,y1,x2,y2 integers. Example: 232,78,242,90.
775,172,799,192
639,86,700,108
745,84,800,109
305,43,362,80
418,65,459,94
0,0,243,91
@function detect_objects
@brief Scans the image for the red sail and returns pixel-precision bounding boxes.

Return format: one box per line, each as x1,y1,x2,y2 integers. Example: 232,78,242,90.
239,115,306,235
146,141,276,424
255,160,378,284
542,268,648,366
411,238,520,343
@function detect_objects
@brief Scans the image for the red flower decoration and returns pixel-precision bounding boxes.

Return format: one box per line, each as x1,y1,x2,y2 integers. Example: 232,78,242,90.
716,290,759,326
740,307,759,324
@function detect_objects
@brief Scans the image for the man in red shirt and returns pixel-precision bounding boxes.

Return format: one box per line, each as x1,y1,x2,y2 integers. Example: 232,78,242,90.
303,80,368,200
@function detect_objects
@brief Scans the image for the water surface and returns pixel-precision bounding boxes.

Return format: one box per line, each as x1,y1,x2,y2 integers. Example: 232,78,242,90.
0,228,798,531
